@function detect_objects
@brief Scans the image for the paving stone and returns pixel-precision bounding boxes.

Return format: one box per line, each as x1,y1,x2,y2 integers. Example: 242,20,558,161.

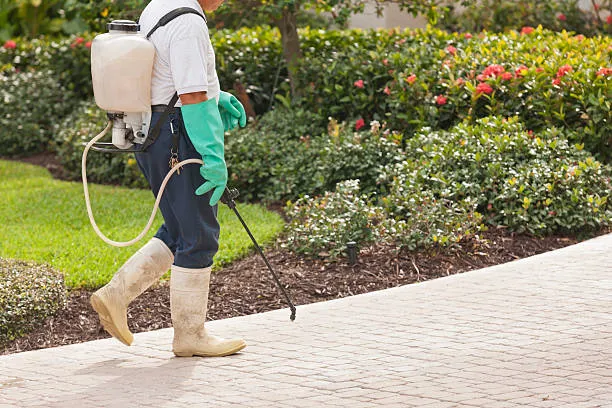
0,233,610,407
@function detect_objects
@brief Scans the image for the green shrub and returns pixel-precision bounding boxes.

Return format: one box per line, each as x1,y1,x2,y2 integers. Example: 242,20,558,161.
284,180,384,258
0,35,94,99
226,108,404,202
381,117,612,235
0,258,67,344
0,69,75,157
439,0,612,37
53,99,147,187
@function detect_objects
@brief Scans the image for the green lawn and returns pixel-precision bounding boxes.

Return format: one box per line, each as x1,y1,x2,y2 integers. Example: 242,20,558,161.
0,160,284,289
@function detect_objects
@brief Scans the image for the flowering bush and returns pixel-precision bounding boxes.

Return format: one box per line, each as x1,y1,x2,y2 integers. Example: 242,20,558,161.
284,180,384,258
0,35,94,99
380,117,612,235
438,0,612,37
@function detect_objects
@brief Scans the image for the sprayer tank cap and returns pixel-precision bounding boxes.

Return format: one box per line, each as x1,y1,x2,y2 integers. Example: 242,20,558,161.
107,20,140,33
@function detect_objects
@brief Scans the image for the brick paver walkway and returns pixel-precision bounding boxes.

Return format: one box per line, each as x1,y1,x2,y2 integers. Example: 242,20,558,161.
1,234,611,407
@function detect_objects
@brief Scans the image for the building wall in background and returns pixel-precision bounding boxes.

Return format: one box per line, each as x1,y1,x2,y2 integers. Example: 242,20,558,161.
348,0,596,29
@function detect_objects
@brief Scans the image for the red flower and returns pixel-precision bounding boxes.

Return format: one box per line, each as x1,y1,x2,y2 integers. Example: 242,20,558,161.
446,45,457,55
355,118,365,131
553,78,562,86
435,95,448,106
500,72,513,81
405,74,417,84
382,58,389,66
383,86,391,96
557,13,567,21
515,65,529,77
3,40,16,49
548,211,557,216
464,33,473,39
75,37,84,44
528,130,534,138
596,68,612,76
536,67,545,73
575,34,585,41
521,26,535,35
85,41,92,49
354,79,364,88
483,64,505,78
594,3,600,10
556,64,573,78
607,15,612,24
475,82,494,95
456,78,465,86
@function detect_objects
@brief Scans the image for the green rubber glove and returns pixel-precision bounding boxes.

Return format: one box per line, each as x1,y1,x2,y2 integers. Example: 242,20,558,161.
181,99,227,206
218,90,247,131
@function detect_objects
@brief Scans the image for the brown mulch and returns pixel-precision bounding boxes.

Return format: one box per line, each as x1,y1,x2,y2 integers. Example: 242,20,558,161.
2,228,587,355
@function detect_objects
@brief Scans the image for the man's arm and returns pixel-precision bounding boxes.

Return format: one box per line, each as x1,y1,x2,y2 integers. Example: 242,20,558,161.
180,91,208,105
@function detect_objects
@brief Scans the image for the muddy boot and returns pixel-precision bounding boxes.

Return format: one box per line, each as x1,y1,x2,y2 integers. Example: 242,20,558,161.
171,265,246,357
90,238,173,346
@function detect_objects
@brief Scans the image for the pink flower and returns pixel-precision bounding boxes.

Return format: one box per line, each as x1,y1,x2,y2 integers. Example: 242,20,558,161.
435,95,448,106
75,37,84,44
536,67,545,73
552,78,562,86
405,74,417,84
557,13,567,21
354,79,364,88
3,40,16,49
85,41,92,49
456,78,465,86
594,3,600,11
500,72,513,81
521,26,535,35
575,34,585,41
596,68,612,76
383,86,391,96
446,45,457,55
382,59,389,66
475,82,494,95
355,118,365,131
556,64,573,78
464,33,473,39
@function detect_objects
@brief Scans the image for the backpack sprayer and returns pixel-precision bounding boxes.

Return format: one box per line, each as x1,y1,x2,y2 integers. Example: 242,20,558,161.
83,13,296,321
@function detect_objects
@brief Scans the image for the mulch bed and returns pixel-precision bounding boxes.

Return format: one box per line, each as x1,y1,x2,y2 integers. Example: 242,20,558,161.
2,228,587,355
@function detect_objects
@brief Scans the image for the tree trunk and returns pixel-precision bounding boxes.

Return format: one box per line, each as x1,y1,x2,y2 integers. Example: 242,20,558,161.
275,7,302,97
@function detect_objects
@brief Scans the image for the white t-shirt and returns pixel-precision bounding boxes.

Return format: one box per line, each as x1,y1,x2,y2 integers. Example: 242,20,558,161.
139,0,220,106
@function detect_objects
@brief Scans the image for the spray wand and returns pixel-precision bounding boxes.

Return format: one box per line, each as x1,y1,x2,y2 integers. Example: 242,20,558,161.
221,188,296,321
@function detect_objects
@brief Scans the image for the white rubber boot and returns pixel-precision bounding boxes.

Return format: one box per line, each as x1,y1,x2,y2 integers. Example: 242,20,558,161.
171,265,246,357
90,238,173,346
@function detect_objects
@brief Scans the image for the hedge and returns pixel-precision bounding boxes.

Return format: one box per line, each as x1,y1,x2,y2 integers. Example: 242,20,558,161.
285,117,612,257
2,26,610,161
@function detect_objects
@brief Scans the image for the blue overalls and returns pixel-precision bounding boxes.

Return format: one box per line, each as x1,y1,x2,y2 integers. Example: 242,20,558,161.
135,109,219,269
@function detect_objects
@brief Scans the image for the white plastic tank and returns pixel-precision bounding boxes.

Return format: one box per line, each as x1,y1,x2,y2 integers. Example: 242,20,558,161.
91,20,155,113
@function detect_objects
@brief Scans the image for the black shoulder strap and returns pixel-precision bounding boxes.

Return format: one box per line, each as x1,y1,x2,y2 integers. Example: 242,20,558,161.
145,7,207,39
142,7,206,151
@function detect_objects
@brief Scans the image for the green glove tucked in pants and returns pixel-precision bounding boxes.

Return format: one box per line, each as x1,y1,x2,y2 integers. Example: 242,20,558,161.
181,99,227,206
